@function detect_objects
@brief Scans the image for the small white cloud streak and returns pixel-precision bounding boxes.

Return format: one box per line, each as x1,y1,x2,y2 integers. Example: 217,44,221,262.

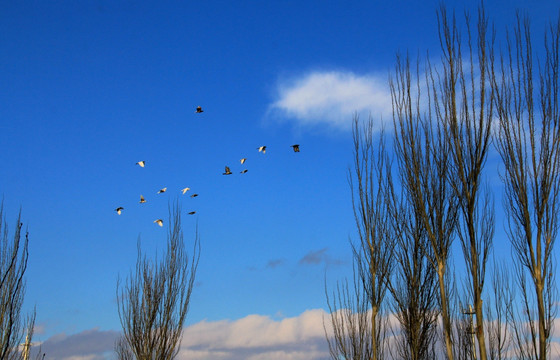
270,71,393,131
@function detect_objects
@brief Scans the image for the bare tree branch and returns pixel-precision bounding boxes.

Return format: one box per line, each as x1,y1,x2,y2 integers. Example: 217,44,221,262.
0,204,35,360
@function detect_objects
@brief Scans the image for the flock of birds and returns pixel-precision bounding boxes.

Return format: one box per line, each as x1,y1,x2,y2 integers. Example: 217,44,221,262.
114,106,301,227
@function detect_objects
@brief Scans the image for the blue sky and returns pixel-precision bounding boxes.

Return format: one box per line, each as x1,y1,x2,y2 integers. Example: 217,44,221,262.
1,1,560,359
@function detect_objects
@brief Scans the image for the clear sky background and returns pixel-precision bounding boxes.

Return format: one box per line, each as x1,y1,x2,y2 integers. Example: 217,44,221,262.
1,1,559,359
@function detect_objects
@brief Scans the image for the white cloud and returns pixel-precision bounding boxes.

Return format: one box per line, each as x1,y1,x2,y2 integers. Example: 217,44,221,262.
178,309,330,360
29,310,331,360
269,71,392,131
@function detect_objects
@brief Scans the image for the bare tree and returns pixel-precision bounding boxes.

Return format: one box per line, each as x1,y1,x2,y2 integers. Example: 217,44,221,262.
326,116,393,360
116,203,200,360
391,51,460,360
493,12,560,360
435,6,496,360
325,273,374,360
349,117,394,360
485,260,514,360
0,205,35,360
385,123,439,360
386,186,439,360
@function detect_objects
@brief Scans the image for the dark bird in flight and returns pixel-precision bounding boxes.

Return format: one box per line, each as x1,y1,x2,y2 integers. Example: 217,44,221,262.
223,166,232,175
136,161,146,167
188,211,196,215
240,169,248,174
257,146,266,154
154,219,163,227
115,207,124,215
139,195,146,203
291,144,300,152
195,106,204,113
157,187,167,194
190,193,199,198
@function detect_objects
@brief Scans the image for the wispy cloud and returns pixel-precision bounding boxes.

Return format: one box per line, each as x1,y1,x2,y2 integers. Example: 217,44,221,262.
299,247,344,266
266,258,286,269
269,70,392,131
299,248,329,265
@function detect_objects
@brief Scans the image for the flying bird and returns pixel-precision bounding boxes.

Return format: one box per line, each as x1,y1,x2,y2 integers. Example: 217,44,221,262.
157,187,167,194
240,169,248,174
139,195,146,203
188,211,196,215
257,146,266,154
223,166,232,175
181,187,191,194
136,161,146,167
115,207,124,215
240,158,247,164
154,219,163,227
190,193,199,198
195,106,204,113
291,144,300,152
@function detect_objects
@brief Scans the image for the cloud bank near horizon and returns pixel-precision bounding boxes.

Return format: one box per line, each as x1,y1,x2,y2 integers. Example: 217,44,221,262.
30,309,331,360
29,310,560,360
269,71,393,131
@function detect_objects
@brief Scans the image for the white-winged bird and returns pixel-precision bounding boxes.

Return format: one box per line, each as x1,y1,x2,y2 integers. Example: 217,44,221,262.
291,144,300,152
136,161,146,167
154,219,163,227
139,195,146,203
181,187,190,194
223,166,232,175
257,146,266,153
240,158,247,164
115,207,124,215
195,106,204,113
157,187,167,194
